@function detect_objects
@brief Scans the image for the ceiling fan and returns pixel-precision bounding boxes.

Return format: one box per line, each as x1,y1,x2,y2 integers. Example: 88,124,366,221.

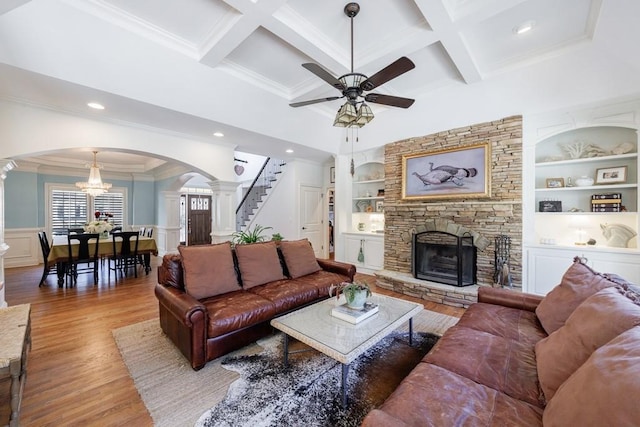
290,2,416,127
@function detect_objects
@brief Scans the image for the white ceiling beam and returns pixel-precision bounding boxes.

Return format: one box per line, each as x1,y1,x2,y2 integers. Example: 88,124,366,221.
0,0,30,16
413,0,482,84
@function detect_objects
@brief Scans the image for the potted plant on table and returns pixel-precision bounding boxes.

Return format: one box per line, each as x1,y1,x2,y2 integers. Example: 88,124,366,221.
329,281,372,310
231,224,273,245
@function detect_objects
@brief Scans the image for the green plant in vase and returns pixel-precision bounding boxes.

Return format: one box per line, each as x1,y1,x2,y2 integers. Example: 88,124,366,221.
329,281,372,310
231,224,273,245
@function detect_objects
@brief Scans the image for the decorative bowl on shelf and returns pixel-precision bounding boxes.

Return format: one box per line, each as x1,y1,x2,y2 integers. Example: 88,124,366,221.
574,176,594,187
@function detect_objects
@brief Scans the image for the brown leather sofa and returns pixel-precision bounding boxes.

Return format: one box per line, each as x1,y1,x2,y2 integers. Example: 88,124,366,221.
362,257,640,426
155,240,356,370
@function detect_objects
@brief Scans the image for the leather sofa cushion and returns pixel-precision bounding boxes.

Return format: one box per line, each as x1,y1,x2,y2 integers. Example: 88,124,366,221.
291,270,352,297
362,362,543,426
278,239,321,278
248,279,319,313
536,286,640,401
159,253,184,290
543,326,640,427
454,302,547,347
235,241,286,289
178,243,240,300
535,258,616,334
202,291,277,338
424,326,543,407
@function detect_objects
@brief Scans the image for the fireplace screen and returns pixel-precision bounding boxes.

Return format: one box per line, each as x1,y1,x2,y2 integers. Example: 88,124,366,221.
412,231,477,287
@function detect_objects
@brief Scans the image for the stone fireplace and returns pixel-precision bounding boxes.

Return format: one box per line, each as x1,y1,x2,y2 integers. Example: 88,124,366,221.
374,116,523,307
413,230,477,287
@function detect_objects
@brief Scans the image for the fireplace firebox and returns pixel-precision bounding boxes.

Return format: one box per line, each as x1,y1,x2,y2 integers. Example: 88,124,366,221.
412,231,477,287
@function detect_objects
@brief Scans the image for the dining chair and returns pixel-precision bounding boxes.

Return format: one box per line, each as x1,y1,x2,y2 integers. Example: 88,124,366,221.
108,231,140,281
38,231,57,287
138,227,146,236
66,233,100,285
145,227,153,238
110,226,123,234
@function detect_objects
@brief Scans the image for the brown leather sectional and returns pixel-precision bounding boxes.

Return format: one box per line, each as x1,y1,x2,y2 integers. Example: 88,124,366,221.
362,258,640,426
155,240,356,370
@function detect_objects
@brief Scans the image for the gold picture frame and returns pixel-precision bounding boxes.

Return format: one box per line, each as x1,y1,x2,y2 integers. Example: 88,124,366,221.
595,166,627,184
402,143,491,200
545,178,565,188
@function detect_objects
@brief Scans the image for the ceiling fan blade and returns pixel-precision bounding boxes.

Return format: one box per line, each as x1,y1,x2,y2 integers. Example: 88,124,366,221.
302,63,346,91
365,93,415,109
290,96,342,108
360,57,415,92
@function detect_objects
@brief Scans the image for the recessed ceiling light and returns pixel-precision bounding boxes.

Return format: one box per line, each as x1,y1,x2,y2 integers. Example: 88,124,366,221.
513,20,536,35
213,132,224,137
87,102,105,110
286,149,294,154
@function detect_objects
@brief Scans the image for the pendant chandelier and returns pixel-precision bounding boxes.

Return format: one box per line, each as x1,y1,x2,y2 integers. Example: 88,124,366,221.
75,151,112,197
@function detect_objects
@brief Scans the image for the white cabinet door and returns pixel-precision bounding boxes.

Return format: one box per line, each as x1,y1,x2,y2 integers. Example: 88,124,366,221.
526,248,575,295
344,236,364,267
343,234,384,274
526,246,640,295
364,237,384,270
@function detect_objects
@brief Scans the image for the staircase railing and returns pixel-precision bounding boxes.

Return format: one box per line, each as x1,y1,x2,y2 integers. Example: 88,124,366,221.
235,157,286,230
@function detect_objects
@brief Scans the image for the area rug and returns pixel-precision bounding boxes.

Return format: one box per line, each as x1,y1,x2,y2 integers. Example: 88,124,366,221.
113,310,458,427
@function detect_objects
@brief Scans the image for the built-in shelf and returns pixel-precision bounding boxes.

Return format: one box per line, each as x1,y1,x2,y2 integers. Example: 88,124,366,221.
535,152,637,167
535,183,636,192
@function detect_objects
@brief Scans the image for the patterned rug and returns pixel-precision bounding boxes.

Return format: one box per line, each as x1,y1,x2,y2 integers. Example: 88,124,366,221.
113,309,458,426
196,331,439,427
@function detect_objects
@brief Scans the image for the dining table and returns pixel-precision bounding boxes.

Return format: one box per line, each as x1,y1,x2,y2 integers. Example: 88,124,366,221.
48,235,159,286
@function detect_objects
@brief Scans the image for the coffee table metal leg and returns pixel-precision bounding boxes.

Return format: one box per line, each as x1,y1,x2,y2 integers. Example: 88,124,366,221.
409,318,414,346
283,334,289,367
341,363,349,407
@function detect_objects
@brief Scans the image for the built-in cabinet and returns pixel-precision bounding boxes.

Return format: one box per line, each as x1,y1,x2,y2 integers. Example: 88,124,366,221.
524,99,640,294
351,162,385,233
343,233,384,274
334,147,386,274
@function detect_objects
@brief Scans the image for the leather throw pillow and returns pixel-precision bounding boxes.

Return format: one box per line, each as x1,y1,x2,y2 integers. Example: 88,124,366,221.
178,242,240,300
279,239,321,279
234,241,286,289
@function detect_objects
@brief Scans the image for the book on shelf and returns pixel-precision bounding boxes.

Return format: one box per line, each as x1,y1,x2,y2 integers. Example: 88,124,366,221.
592,193,623,200
590,199,622,204
591,202,622,209
591,206,623,212
331,302,379,324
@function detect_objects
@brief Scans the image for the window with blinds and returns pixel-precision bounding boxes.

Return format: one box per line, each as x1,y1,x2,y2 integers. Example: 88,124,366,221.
49,186,127,236
51,189,88,235
94,192,124,228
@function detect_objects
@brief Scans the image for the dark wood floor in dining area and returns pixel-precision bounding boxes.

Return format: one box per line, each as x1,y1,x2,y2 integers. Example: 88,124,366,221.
2,257,465,426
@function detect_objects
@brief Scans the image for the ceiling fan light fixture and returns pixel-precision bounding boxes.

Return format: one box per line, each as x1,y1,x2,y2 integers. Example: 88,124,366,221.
333,102,358,127
75,151,112,197
355,103,374,126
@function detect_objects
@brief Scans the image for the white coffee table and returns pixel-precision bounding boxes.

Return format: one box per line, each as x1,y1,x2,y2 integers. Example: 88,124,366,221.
270,293,423,407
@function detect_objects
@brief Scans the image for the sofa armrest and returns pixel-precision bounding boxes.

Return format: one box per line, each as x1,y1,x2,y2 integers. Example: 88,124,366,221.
317,259,356,282
154,283,206,325
478,287,543,312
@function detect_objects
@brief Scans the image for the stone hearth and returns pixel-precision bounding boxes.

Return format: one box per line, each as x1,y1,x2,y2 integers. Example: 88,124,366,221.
375,269,478,309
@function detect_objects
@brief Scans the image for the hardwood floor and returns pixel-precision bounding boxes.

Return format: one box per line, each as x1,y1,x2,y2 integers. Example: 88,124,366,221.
3,257,465,426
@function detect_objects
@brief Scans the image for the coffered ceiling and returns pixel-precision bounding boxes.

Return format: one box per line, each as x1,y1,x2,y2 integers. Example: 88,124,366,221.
0,0,639,172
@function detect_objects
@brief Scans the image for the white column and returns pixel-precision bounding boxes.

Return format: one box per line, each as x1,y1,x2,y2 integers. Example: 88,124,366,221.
156,191,181,256
209,180,240,243
0,160,17,307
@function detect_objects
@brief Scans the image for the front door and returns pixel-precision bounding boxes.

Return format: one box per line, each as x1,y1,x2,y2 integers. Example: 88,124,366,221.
299,185,323,257
187,195,212,245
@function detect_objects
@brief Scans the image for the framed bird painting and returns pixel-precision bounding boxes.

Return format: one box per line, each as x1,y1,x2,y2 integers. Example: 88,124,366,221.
402,143,491,200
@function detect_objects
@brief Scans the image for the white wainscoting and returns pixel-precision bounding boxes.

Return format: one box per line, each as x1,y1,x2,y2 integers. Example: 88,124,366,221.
5,228,41,268
155,226,180,257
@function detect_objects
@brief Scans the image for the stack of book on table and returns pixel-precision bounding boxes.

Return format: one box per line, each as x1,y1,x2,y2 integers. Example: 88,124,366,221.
591,193,623,212
331,302,379,324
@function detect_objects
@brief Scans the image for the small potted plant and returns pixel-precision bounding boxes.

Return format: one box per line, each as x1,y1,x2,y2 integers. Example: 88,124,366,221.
329,281,372,310
231,224,272,245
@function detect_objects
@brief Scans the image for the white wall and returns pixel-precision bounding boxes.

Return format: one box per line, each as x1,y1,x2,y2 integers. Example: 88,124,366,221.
249,160,323,241
0,100,238,181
